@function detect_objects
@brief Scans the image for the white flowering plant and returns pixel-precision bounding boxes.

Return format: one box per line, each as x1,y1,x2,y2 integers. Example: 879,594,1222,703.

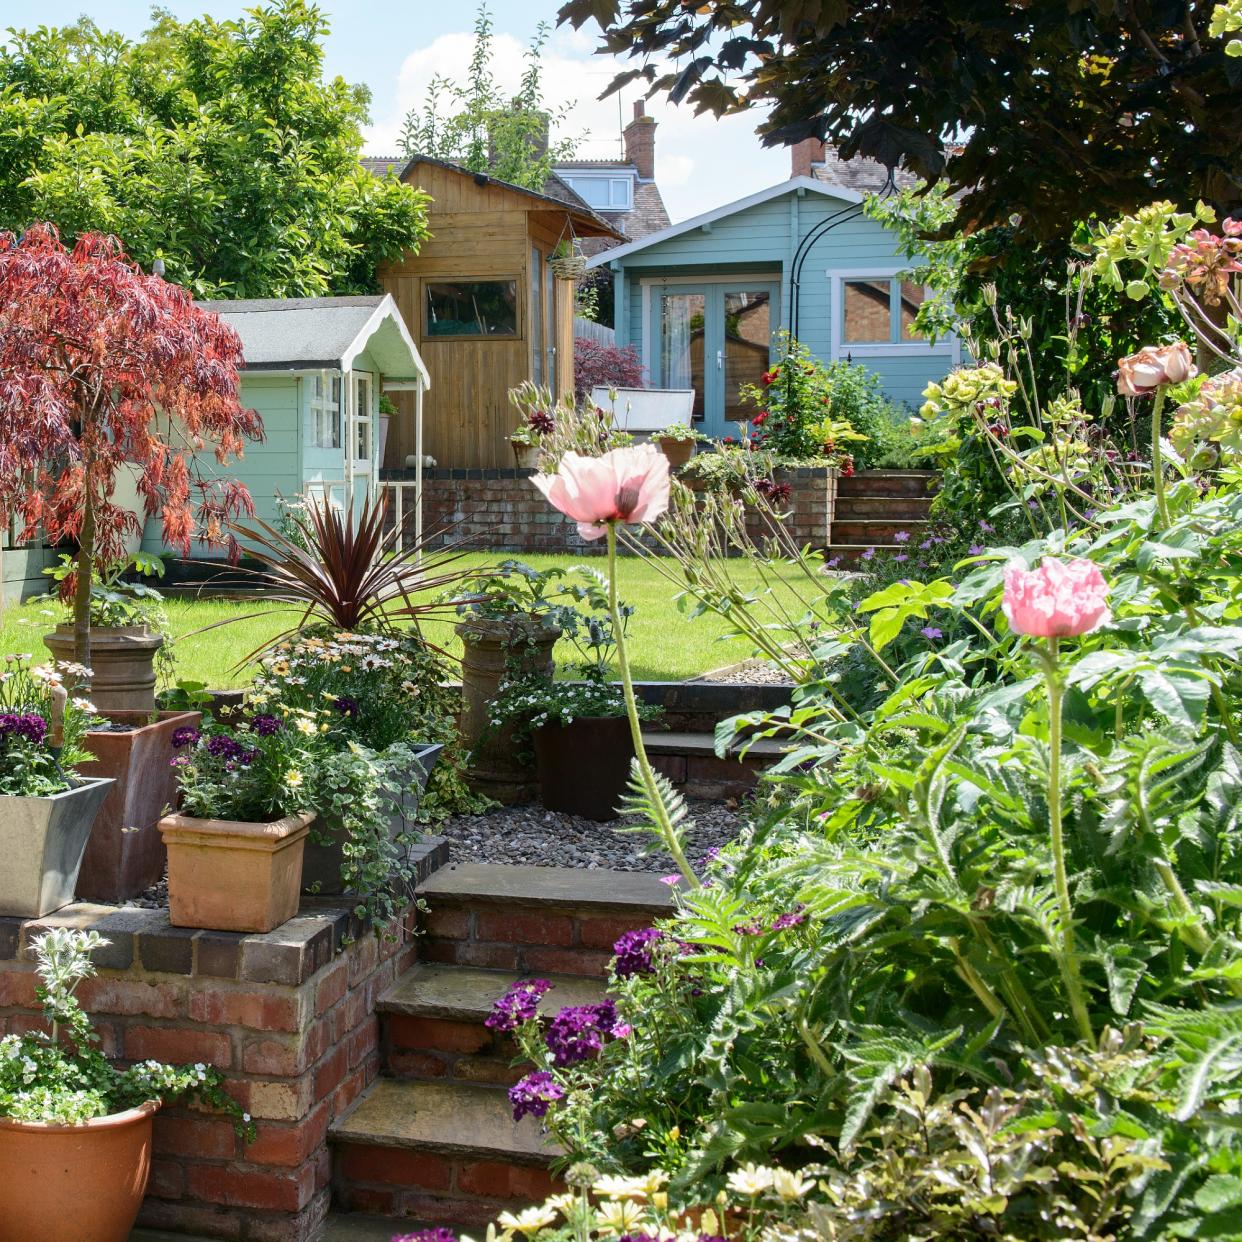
0,653,101,797
0,928,250,1134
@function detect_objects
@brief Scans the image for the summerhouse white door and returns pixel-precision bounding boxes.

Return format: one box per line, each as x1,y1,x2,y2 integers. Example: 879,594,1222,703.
351,372,373,503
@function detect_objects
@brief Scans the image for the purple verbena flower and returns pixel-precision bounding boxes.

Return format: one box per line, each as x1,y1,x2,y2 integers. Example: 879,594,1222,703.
485,978,552,1033
544,1001,626,1067
13,714,47,745
733,919,765,937
250,715,282,736
206,734,243,759
968,545,985,556
893,531,911,543
860,547,875,562
170,725,200,749
508,1070,564,1121
613,928,663,979
771,904,807,932
334,697,361,720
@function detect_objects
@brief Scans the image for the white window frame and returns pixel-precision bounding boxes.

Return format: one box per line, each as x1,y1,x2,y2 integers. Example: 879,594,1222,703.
828,264,960,363
350,371,373,469
309,371,342,449
561,172,634,211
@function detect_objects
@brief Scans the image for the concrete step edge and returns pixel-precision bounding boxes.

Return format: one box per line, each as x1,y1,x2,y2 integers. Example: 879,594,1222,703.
379,963,607,1021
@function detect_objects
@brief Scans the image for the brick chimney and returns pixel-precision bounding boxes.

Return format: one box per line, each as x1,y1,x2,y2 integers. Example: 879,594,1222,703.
791,137,826,179
623,100,657,180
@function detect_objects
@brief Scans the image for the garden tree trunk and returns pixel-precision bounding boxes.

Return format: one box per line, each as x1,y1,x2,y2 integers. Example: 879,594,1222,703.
73,480,95,677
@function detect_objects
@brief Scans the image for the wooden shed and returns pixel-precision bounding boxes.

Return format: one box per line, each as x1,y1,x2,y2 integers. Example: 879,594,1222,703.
375,156,623,470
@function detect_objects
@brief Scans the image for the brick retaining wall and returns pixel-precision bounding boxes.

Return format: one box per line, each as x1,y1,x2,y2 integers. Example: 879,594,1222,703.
0,902,415,1242
381,466,837,555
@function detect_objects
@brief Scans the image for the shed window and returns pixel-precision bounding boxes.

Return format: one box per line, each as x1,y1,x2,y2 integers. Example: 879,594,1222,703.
310,373,342,448
425,280,519,337
842,278,928,345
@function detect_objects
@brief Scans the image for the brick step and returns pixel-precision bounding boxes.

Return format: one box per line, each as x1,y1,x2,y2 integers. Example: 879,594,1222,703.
837,470,938,498
419,863,672,978
831,519,930,545
134,1214,426,1240
644,728,784,799
330,1077,560,1227
379,964,606,1084
832,495,934,520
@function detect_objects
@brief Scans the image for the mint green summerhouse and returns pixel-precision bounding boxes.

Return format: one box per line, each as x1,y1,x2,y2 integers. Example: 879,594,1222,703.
141,295,430,559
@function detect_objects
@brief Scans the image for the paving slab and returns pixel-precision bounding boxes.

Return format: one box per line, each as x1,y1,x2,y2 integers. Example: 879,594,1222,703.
380,963,606,1020
419,863,674,913
331,1077,558,1163
641,730,786,758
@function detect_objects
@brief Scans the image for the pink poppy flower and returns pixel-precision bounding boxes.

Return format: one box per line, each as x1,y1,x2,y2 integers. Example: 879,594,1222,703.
531,444,671,541
1002,558,1110,638
1116,343,1195,396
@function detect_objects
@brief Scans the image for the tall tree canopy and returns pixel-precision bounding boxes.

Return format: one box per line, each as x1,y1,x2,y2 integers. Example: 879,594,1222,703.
0,0,429,297
557,0,1242,240
400,2,577,191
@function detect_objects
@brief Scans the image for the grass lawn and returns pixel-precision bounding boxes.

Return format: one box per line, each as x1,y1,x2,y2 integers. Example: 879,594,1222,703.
0,553,808,688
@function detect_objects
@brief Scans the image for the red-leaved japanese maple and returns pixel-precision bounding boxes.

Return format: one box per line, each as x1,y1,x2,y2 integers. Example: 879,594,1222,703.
0,224,263,670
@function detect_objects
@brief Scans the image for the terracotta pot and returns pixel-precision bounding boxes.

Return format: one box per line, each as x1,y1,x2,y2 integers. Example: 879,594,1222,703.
657,436,696,467
302,743,443,895
512,442,541,470
0,1100,158,1242
457,618,561,805
159,811,312,933
533,715,635,821
73,710,201,903
43,625,164,713
0,777,115,918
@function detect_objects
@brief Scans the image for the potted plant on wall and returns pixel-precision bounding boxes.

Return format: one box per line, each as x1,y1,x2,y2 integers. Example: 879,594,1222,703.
510,404,555,469
38,554,201,904
0,656,113,919
487,571,660,820
453,562,580,803
0,927,249,1242
655,422,704,468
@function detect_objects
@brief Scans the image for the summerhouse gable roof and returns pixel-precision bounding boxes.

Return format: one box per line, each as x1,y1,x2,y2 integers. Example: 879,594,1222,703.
200,294,429,387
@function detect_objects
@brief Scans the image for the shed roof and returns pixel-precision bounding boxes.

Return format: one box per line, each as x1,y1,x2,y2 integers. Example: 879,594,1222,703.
200,294,429,386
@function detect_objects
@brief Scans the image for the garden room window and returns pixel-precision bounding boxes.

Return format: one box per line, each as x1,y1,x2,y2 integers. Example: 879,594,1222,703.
842,277,929,345
425,279,519,338
310,372,342,448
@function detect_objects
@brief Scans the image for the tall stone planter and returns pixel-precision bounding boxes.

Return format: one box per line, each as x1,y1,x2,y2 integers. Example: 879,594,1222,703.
0,1100,159,1242
73,710,201,903
160,811,313,933
301,743,444,896
43,625,164,712
457,617,560,804
0,777,115,918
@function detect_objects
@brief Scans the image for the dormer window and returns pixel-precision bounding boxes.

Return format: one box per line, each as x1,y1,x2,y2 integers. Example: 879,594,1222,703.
559,173,634,211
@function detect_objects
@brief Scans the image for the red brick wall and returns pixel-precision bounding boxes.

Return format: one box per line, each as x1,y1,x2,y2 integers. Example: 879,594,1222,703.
383,466,837,555
0,907,415,1242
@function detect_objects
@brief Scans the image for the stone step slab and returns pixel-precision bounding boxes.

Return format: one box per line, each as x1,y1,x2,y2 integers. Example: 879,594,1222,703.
643,728,785,799
833,495,934,520
330,1077,560,1227
379,964,606,1084
417,864,672,979
836,470,938,498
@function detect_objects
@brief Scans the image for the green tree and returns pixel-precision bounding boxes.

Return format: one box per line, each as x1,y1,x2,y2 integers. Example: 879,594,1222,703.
558,0,1242,238
0,1,429,297
399,2,576,191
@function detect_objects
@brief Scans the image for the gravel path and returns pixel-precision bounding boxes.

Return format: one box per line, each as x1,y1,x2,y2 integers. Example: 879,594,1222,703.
693,657,793,686
436,798,743,872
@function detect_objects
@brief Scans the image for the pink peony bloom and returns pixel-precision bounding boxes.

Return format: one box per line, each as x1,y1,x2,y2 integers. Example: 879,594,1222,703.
1117,343,1196,396
531,444,670,541
1003,558,1111,638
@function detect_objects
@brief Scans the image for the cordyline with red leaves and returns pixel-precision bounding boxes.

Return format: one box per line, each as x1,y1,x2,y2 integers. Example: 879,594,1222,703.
0,224,263,671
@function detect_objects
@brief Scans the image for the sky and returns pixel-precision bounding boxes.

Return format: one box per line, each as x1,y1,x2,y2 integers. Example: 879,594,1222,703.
15,1,792,221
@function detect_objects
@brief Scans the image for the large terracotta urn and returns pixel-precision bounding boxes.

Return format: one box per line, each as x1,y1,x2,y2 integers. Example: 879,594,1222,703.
43,625,164,712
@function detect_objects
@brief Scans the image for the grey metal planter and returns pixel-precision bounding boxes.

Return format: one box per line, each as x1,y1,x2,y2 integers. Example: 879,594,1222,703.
0,777,115,918
301,744,444,896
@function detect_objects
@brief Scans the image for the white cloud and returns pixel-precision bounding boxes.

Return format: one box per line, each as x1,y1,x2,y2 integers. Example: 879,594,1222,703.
364,28,790,222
